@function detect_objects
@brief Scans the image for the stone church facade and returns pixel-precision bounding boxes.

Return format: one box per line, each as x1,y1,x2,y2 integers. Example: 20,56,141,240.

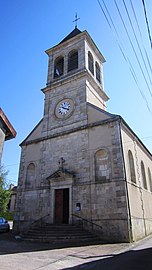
14,28,152,243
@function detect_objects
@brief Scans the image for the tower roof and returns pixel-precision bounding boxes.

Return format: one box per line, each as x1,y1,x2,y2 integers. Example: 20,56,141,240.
45,28,106,63
59,28,82,44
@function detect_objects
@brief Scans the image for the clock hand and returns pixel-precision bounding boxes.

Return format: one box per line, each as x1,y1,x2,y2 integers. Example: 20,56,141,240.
62,107,69,110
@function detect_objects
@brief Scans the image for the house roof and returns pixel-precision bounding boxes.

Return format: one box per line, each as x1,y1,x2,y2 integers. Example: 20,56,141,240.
0,108,17,140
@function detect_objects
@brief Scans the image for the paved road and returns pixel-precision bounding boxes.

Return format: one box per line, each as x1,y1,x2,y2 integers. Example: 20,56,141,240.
0,231,152,269
68,236,152,270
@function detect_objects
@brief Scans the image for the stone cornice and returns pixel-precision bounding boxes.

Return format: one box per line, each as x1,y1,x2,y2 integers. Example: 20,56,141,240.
42,68,87,93
42,68,109,101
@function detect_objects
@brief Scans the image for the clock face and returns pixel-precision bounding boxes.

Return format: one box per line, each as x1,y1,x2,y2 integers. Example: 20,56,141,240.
58,101,70,115
55,99,74,119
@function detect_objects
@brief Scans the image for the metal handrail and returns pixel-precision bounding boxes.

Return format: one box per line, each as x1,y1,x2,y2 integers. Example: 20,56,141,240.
72,213,102,231
30,214,50,229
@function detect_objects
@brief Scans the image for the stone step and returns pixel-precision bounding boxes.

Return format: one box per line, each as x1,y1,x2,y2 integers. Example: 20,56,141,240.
28,226,84,232
22,224,101,245
23,237,100,244
23,234,97,240
25,231,94,237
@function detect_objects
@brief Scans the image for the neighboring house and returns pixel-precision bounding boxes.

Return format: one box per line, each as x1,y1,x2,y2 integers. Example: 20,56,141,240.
13,28,152,243
8,184,17,212
0,108,16,161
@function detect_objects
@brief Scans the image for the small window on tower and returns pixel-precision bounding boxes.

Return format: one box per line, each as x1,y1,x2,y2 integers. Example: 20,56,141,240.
88,51,94,75
95,62,101,83
68,50,78,72
54,56,64,78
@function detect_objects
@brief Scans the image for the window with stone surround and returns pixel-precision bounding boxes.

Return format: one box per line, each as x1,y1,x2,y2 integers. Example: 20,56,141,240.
54,56,64,78
128,150,136,183
26,163,35,188
148,167,152,192
95,61,101,83
95,149,110,181
68,50,78,72
141,161,147,189
88,51,94,75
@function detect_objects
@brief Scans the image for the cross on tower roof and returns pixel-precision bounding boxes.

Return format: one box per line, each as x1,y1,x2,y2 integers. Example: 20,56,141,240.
73,13,80,29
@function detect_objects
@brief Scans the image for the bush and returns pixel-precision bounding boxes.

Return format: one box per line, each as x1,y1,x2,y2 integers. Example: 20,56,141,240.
0,211,14,221
0,165,11,212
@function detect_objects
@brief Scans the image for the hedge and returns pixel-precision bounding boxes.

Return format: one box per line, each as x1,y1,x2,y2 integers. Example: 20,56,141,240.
0,211,14,221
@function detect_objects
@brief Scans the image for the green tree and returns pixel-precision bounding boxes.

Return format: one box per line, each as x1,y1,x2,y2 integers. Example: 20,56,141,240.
0,165,11,212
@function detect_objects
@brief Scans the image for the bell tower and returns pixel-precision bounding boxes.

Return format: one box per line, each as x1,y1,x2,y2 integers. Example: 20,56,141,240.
41,28,109,136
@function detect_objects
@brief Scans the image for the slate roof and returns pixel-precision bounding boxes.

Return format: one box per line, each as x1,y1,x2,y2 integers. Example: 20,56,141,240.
59,28,82,44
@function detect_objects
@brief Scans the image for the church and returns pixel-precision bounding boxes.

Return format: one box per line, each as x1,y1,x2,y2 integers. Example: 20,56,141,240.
14,27,152,243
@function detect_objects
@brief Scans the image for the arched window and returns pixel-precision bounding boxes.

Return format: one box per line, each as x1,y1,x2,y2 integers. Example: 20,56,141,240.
68,50,78,72
88,51,94,75
54,56,64,78
148,168,152,192
141,161,147,189
26,163,35,188
95,149,110,181
128,150,136,183
95,62,101,83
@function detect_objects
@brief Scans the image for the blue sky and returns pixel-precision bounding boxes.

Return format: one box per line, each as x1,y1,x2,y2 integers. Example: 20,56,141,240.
1,0,152,185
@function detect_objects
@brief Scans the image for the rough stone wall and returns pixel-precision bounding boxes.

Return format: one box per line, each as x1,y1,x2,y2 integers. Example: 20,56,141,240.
14,118,132,242
41,129,89,184
42,78,88,137
14,127,90,233
14,142,44,233
85,120,131,242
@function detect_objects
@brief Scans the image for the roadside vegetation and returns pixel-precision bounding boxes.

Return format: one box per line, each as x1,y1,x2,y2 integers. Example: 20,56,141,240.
0,164,13,220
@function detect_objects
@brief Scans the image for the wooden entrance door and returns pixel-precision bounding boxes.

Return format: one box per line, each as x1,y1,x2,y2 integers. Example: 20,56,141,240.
54,188,69,224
